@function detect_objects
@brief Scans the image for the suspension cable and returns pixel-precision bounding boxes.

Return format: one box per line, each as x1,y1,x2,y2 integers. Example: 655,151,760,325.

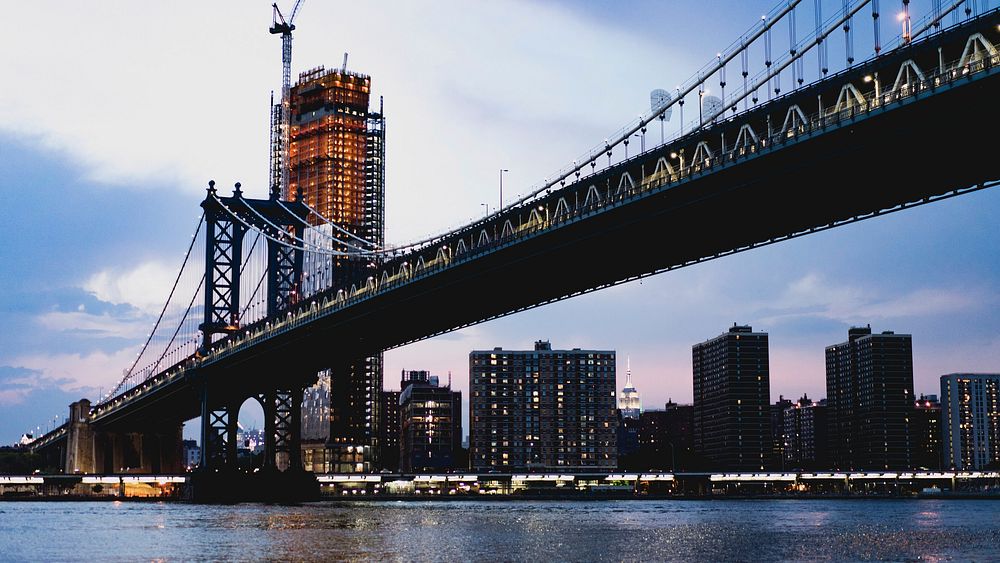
274,199,378,253
120,213,204,381
212,194,366,257
149,273,205,375
287,198,381,249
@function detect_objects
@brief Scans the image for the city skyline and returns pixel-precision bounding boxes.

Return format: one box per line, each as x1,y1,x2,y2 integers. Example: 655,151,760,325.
2,0,1000,444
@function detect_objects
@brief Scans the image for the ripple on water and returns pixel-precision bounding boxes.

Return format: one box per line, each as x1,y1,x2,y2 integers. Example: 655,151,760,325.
1,499,999,562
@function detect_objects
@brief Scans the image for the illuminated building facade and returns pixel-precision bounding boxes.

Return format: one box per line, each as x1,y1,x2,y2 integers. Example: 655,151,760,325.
290,65,386,474
826,326,914,470
618,359,642,420
469,341,617,472
782,394,828,471
399,371,462,473
692,324,771,472
941,373,1000,470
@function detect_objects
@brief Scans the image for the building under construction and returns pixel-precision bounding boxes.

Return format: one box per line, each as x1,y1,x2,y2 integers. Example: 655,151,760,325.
290,65,386,473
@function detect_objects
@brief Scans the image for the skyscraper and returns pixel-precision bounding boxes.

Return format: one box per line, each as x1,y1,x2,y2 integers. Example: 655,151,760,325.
290,65,386,474
469,341,617,472
825,326,914,470
618,358,642,420
692,324,771,472
940,373,1000,470
399,370,462,473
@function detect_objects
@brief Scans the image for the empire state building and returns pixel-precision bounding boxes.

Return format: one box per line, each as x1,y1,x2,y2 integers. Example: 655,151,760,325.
619,358,642,419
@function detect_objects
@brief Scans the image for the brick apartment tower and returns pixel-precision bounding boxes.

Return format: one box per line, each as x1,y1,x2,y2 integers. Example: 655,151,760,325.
692,324,772,472
825,326,914,471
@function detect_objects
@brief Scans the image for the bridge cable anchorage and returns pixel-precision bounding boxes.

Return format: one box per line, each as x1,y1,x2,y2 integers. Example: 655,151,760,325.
274,199,379,252
116,212,205,395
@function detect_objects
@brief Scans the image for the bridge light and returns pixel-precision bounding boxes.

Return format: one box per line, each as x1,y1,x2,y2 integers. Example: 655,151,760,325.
863,75,873,83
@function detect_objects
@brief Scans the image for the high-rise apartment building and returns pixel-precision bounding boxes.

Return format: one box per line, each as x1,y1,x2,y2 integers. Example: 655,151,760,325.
379,390,402,471
912,393,943,471
291,65,386,474
825,326,914,470
940,374,1000,470
692,324,771,472
469,341,617,472
399,371,462,473
782,394,828,471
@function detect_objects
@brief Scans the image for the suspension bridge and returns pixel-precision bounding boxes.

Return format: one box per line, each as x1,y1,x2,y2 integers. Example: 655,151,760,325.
28,1,1000,501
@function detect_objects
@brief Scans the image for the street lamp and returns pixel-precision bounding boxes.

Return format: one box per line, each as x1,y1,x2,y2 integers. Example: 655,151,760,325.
499,169,508,210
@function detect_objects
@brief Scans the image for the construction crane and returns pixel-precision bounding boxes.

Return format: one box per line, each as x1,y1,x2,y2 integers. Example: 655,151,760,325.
269,0,305,199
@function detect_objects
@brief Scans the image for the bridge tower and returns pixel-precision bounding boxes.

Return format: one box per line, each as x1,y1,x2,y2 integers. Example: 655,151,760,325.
192,181,316,501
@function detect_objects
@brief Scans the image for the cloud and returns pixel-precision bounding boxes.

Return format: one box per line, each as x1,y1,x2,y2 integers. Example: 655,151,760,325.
4,348,139,405
83,261,179,315
35,310,149,341
756,273,986,326
0,1,692,244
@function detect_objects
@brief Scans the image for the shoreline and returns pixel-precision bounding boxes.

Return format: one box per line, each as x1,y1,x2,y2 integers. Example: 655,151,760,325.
2,492,999,503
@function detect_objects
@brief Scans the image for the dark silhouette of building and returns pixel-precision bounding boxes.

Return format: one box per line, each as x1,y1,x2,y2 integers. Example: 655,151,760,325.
770,395,793,470
399,370,462,473
940,373,1000,470
912,393,942,471
292,64,386,474
826,325,914,470
634,400,695,471
469,341,617,472
692,324,771,472
617,411,641,467
782,394,828,471
379,390,402,471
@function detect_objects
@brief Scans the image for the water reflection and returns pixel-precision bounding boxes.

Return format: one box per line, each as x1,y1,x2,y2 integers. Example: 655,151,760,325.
0,500,998,561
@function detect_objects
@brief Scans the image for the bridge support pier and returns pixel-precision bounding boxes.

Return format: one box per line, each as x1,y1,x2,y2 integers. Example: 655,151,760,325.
63,399,183,474
190,383,317,503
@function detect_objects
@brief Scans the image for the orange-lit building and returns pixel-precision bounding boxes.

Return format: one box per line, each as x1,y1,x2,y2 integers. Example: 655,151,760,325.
288,65,386,473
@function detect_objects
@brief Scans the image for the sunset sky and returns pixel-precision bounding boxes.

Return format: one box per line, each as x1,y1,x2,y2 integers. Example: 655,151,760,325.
1,0,998,442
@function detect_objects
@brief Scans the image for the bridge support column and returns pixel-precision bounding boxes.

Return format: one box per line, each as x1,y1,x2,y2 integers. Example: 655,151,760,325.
198,387,237,472
274,387,304,471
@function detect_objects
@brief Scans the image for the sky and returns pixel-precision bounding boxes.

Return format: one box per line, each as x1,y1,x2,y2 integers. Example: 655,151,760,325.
1,1,998,444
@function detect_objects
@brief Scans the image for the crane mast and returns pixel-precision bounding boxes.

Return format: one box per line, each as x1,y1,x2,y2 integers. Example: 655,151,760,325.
269,0,305,200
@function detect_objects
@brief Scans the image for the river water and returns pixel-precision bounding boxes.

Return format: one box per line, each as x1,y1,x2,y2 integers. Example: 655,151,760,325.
1,499,998,561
